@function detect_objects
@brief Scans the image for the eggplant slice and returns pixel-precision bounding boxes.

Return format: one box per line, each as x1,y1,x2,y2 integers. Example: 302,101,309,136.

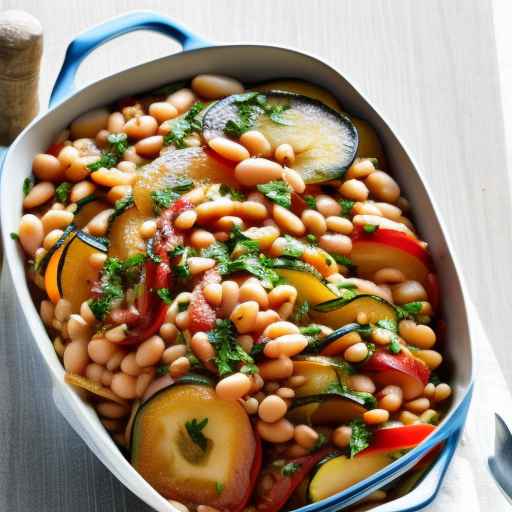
202,92,358,183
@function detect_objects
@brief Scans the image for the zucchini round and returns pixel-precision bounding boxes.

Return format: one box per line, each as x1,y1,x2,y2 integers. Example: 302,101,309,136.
131,383,256,509
312,294,397,329
202,92,358,183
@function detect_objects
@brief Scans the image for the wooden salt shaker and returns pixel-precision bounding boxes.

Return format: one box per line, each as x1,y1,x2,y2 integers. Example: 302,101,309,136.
0,10,42,145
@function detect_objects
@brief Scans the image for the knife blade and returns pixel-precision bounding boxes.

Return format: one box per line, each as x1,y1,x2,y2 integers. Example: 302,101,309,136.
488,413,512,503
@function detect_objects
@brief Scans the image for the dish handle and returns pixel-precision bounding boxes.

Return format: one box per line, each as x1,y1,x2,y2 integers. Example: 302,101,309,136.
49,11,210,107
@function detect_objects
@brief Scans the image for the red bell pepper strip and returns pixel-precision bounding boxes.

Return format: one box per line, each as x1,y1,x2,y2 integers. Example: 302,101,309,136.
358,424,436,457
254,446,333,512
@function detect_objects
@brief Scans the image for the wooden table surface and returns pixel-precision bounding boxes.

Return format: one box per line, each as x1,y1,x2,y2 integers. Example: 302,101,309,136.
0,0,509,510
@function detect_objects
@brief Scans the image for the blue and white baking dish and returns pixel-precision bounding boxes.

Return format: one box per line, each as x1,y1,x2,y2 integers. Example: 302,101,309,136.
0,11,474,512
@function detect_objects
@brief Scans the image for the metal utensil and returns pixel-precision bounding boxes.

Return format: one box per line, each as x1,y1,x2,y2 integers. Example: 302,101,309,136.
488,413,512,503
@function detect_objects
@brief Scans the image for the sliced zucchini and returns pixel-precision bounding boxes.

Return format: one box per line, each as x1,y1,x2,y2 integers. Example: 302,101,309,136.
37,223,76,274
273,259,336,307
202,92,358,183
308,453,392,502
254,79,343,112
312,294,397,329
133,147,238,216
108,206,149,260
292,355,353,398
131,384,256,509
65,373,127,406
45,230,107,312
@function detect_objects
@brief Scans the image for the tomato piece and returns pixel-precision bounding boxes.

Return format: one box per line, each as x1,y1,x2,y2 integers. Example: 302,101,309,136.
189,269,221,335
291,192,308,216
359,424,435,456
254,447,332,512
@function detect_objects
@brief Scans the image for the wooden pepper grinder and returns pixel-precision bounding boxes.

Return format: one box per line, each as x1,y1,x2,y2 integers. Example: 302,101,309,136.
0,10,42,145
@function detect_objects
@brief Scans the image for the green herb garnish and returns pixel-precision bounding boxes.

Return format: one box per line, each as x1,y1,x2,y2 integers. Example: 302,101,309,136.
304,195,317,209
257,180,292,209
164,101,205,147
291,300,310,323
88,133,128,172
376,319,398,333
215,482,224,495
157,288,173,304
185,417,209,451
219,184,246,201
363,224,379,234
281,462,301,476
55,182,72,203
348,419,372,458
10,232,19,241
22,177,33,197
339,199,355,217
151,178,194,213
282,234,304,258
389,337,402,354
306,234,318,245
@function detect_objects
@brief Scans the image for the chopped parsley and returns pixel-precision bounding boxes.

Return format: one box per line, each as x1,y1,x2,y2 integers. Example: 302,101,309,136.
396,301,423,320
157,288,173,304
208,319,257,376
164,101,206,147
87,133,128,172
185,417,209,451
174,247,191,279
219,184,246,201
363,224,379,234
282,235,304,258
306,234,318,245
348,419,372,458
339,199,355,217
310,432,328,452
22,177,33,197
108,193,134,224
281,462,301,476
300,325,322,336
389,337,402,354
55,182,72,203
10,232,19,241
156,364,169,376
376,319,398,333
215,482,224,495
223,92,292,137
291,300,310,323
304,195,317,209
257,180,292,209
151,178,194,213
225,254,280,289
332,254,355,269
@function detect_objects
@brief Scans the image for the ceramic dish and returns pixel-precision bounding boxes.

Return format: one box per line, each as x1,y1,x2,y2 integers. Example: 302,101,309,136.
0,11,473,512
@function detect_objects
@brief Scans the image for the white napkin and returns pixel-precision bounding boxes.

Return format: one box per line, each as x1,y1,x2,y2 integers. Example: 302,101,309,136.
426,300,512,511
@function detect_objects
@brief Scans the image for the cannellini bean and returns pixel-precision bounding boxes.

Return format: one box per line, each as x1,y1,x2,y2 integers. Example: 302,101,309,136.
242,225,280,250
257,418,294,443
23,182,55,209
346,159,375,179
106,350,126,371
399,411,419,425
344,342,369,363
174,209,197,230
191,74,244,99
405,397,430,414
190,332,215,365
243,397,259,415
79,301,96,325
378,393,402,412
70,108,109,139
63,340,89,374
107,112,125,132
363,408,390,425
302,209,327,236
105,323,128,343
235,158,283,186
219,281,239,317
136,335,165,367
258,356,294,380
67,314,90,341
40,300,54,326
254,310,281,332
58,145,80,168
18,214,44,255
107,185,132,204
161,345,186,365
294,425,319,450
319,233,352,255
352,201,382,216
272,204,305,236
339,178,369,201
237,334,254,354
120,353,143,376
349,374,376,394
423,383,436,398
158,322,178,343
55,298,72,322
188,257,216,275
239,279,268,309
190,229,215,249
375,202,402,220
135,135,163,157
85,363,104,383
269,237,287,257
203,282,223,307
264,334,308,358
70,181,96,203
32,154,64,182
175,311,189,330
215,372,251,400
168,500,190,512
332,426,352,448
208,137,250,162
399,320,436,349
230,301,259,334
111,373,137,399
238,201,268,221
149,101,178,123
434,383,452,402
316,195,341,216
263,321,300,339
282,167,305,193
124,115,158,139
275,144,295,166
365,171,400,203
415,350,443,369
89,252,107,270
268,285,297,308
122,146,147,165
195,198,234,222
139,219,157,239
215,216,245,232
169,356,190,378
239,130,272,157
287,375,307,388
325,216,353,235
167,88,197,113
91,168,135,187
41,209,74,234
86,209,115,236
258,394,288,422
392,281,428,304
373,267,406,284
